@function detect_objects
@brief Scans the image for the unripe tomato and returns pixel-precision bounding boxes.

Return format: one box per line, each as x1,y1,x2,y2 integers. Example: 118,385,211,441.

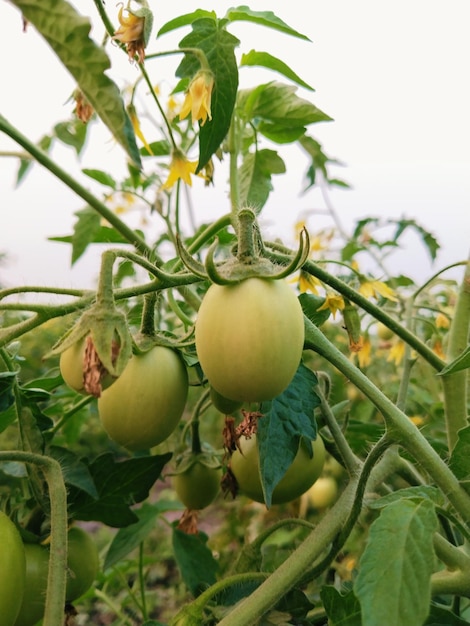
98,346,188,451
230,434,326,505
195,278,304,402
307,475,339,510
66,526,100,601
60,337,115,394
15,527,99,626
210,387,243,414
0,511,25,626
173,460,221,510
377,322,394,341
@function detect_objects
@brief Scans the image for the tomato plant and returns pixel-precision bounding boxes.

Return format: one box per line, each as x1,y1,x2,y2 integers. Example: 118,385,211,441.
0,512,25,626
14,543,49,626
230,434,326,505
307,475,339,510
59,336,116,395
210,387,243,415
98,345,188,451
66,526,100,602
195,278,305,402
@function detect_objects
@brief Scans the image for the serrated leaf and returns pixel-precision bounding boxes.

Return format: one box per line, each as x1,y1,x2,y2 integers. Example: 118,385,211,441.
225,6,310,41
82,169,117,189
241,50,314,91
239,81,332,129
104,501,183,569
354,499,438,626
238,149,285,210
11,0,141,167
172,527,218,595
49,445,98,498
157,10,217,37
367,486,445,509
439,345,470,376
71,206,101,264
392,219,440,262
53,118,88,155
449,425,470,481
321,586,362,626
49,225,144,248
257,364,320,507
176,19,239,171
68,452,172,527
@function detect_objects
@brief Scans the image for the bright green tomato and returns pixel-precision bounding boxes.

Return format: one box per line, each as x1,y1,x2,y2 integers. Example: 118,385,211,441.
0,511,25,626
173,461,221,510
66,526,100,602
195,278,304,402
210,387,243,415
14,543,49,626
230,434,326,505
15,527,99,626
98,345,188,451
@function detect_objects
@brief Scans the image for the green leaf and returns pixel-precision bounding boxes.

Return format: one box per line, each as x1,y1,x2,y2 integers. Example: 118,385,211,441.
367,486,445,509
439,345,470,376
53,118,88,155
177,18,239,171
449,425,470,482
50,225,144,249
424,604,470,625
257,122,307,144
82,169,117,189
0,405,17,434
104,501,183,570
392,219,440,262
225,6,311,41
257,364,321,507
238,149,285,211
354,499,438,626
172,527,218,595
71,207,101,264
321,586,362,626
49,446,98,498
299,293,331,327
239,81,332,129
10,0,141,167
0,371,17,413
68,452,172,527
157,10,217,37
16,135,53,186
241,50,314,91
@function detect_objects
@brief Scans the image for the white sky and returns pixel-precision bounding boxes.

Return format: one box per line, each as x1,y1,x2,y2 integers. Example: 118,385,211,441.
1,0,469,291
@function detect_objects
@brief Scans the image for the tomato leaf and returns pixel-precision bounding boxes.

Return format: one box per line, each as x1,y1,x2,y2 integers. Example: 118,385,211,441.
257,363,320,507
424,604,470,625
49,446,98,499
439,345,470,376
9,0,141,167
176,18,239,172
0,372,17,413
449,425,470,486
321,586,362,626
238,149,285,211
104,501,184,570
172,527,219,595
354,498,438,626
240,50,314,91
367,485,445,509
68,452,172,527
225,7,311,41
299,293,331,327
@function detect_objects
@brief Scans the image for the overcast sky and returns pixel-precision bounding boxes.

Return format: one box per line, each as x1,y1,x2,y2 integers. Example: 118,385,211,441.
1,0,469,290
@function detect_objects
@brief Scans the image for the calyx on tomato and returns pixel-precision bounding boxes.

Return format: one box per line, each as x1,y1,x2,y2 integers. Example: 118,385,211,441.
98,344,188,451
230,434,326,505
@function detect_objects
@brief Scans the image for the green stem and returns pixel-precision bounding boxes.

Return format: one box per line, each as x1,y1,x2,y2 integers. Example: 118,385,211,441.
303,317,470,522
139,542,148,621
50,395,93,435
96,250,117,306
441,257,470,451
0,114,151,257
139,291,157,337
228,113,241,219
0,452,67,626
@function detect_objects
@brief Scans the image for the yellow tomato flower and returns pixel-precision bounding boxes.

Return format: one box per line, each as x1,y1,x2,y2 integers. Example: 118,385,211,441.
296,270,322,295
179,70,214,126
356,337,371,368
162,150,198,190
359,279,398,302
435,313,450,329
113,3,152,64
409,415,425,427
127,104,153,154
317,294,345,319
432,339,446,360
387,340,405,366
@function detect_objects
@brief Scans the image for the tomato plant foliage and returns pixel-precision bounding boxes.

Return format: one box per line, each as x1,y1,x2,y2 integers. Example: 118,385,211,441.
1,1,470,625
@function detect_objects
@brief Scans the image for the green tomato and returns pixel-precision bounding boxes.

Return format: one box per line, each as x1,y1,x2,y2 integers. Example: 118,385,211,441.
0,511,25,626
210,387,243,415
195,278,304,402
173,460,221,510
98,345,188,451
66,526,100,602
14,543,49,626
230,434,326,505
307,476,339,510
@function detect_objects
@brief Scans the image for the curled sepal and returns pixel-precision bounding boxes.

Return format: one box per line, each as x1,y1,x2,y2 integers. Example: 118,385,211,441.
47,303,132,379
205,237,274,285
268,227,310,280
175,235,208,279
